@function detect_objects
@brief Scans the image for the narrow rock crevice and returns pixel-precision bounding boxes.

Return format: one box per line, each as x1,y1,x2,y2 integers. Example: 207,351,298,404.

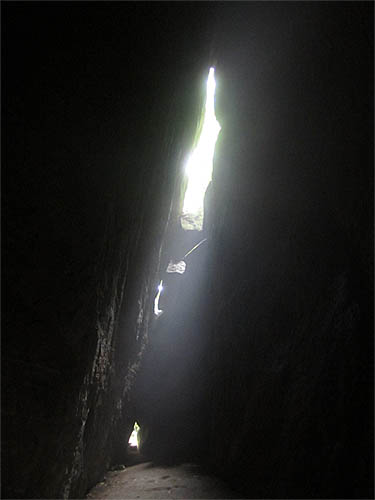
3,3,373,499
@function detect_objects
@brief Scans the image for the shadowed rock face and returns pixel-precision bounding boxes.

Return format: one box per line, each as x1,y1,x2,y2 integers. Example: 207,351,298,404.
3,2,373,500
3,3,212,498
135,3,373,499
203,5,373,498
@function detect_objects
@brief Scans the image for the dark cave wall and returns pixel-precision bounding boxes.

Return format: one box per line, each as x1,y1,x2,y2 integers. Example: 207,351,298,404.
3,2,373,499
3,3,212,498
205,3,373,498
135,2,372,497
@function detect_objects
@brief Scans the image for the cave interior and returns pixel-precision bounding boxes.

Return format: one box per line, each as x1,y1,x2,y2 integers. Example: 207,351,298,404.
3,2,374,499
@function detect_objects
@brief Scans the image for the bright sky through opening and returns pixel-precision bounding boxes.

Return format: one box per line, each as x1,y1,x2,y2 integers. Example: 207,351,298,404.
128,422,140,448
181,68,221,231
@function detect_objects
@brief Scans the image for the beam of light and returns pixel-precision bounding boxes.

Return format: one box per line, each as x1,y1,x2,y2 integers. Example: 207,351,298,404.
128,422,140,448
181,68,221,231
183,238,207,259
154,280,164,317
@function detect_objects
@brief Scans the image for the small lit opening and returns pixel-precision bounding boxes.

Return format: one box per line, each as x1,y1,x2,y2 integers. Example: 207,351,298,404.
154,280,163,317
128,421,140,448
181,67,221,231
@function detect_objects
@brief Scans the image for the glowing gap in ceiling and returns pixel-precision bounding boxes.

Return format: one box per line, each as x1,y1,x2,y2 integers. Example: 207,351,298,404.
181,67,221,231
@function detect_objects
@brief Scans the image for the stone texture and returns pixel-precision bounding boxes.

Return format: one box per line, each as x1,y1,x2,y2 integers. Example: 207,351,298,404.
86,462,239,499
204,4,373,498
135,3,373,499
3,3,212,498
3,3,373,500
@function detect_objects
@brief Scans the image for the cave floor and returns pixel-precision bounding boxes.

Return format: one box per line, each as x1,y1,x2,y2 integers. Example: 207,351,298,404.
86,461,240,499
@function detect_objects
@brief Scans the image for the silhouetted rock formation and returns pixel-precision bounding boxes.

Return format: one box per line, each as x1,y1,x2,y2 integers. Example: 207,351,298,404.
3,4,212,497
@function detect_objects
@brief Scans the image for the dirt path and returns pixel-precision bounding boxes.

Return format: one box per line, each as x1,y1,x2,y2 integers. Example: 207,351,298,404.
86,461,240,499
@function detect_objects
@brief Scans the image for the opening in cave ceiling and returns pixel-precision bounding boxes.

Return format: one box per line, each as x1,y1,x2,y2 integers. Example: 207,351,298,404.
181,67,221,231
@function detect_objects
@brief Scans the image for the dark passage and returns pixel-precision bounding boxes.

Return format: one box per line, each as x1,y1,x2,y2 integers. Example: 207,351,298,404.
3,3,373,499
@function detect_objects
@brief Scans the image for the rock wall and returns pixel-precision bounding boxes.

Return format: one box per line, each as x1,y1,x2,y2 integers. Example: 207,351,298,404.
3,4,212,498
3,3,373,499
134,3,373,498
205,3,373,498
